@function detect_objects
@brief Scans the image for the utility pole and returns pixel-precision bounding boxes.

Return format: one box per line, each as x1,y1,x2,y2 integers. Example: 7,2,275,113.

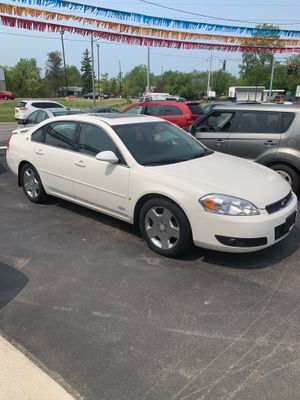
90,35,96,107
60,31,68,96
207,52,213,98
147,47,151,92
119,60,122,97
268,53,275,102
96,43,100,96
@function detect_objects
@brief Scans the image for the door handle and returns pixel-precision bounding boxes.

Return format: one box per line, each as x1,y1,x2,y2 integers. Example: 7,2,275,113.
75,160,86,167
264,140,277,146
35,149,44,155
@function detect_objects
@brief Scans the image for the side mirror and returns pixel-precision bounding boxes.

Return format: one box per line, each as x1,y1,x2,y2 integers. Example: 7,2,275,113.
95,151,119,163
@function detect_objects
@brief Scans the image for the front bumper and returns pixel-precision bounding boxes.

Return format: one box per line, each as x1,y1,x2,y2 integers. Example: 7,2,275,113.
190,193,298,253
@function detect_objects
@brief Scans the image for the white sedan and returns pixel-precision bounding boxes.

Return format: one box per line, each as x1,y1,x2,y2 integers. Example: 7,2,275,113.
6,114,297,257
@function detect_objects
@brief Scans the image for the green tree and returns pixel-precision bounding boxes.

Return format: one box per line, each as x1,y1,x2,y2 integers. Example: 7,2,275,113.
239,24,281,88
45,51,63,96
122,65,149,97
3,59,42,97
212,70,239,96
81,49,93,94
66,65,82,86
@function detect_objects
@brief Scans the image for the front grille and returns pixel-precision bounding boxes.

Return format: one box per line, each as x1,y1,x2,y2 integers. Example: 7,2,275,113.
266,191,292,214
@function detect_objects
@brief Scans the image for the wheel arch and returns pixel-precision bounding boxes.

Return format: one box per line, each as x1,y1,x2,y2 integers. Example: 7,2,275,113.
133,193,190,231
18,160,34,186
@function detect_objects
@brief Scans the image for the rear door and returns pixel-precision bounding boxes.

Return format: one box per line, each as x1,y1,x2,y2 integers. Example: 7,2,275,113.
32,120,78,197
193,110,236,152
227,110,281,161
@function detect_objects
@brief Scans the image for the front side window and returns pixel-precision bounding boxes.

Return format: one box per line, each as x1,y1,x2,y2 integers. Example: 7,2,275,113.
113,121,211,166
124,105,143,114
236,112,280,133
195,111,235,133
78,123,117,156
45,121,77,150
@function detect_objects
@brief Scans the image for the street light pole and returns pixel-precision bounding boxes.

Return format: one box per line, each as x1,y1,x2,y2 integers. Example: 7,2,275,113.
96,43,100,97
207,52,212,98
147,47,151,92
268,53,275,102
60,31,68,96
90,35,96,107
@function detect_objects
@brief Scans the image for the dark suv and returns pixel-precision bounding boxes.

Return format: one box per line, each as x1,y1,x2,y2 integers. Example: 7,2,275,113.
190,104,300,193
123,101,204,129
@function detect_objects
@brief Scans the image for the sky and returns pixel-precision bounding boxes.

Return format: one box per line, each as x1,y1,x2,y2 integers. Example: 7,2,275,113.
0,0,299,79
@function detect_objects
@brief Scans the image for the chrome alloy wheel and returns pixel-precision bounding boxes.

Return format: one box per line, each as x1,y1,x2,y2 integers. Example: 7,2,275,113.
23,168,40,199
144,207,180,250
276,169,293,186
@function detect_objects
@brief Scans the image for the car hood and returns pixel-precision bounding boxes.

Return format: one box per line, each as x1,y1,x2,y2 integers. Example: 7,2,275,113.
149,152,291,208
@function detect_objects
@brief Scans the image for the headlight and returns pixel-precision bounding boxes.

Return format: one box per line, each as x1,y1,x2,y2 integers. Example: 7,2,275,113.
199,194,260,216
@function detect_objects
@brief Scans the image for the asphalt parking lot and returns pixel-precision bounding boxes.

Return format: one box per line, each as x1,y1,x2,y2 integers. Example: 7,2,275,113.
1,128,300,399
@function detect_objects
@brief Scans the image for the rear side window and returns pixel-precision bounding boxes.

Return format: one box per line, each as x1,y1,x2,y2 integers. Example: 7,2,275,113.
26,110,40,124
281,113,295,133
32,102,64,109
17,101,27,108
163,105,183,115
187,104,204,115
36,110,48,123
45,121,77,150
236,112,280,133
31,126,47,143
144,104,164,116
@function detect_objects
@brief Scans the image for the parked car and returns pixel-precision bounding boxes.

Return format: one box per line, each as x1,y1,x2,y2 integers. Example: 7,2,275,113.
0,90,17,100
13,108,83,133
123,100,204,129
83,92,109,99
15,100,65,121
190,104,300,193
6,114,297,257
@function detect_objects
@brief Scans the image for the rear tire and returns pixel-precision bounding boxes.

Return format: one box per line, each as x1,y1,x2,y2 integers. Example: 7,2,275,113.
139,198,192,257
21,164,48,203
270,164,300,194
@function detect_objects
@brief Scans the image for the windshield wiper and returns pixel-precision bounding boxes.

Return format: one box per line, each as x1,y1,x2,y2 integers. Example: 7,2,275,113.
144,158,188,166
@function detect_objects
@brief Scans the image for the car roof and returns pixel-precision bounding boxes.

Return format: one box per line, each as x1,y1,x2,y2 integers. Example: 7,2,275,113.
21,99,63,104
43,113,162,126
211,104,300,112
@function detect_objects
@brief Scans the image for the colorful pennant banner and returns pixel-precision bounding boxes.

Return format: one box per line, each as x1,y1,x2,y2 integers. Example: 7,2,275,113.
2,2,300,46
8,0,300,37
1,15,300,53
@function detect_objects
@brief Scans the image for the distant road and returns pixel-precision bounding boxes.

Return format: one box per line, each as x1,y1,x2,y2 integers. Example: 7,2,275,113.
0,122,17,148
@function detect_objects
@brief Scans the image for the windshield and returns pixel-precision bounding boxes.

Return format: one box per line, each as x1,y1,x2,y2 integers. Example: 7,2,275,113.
113,121,212,166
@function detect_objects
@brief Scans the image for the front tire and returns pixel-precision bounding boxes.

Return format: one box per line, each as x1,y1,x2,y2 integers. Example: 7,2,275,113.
270,164,300,194
139,198,192,257
21,164,47,203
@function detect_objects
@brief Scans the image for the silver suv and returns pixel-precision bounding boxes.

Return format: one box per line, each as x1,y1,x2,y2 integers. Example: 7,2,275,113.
190,104,300,193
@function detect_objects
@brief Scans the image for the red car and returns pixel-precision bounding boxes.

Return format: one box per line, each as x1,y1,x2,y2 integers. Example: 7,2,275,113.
123,100,204,129
0,90,16,100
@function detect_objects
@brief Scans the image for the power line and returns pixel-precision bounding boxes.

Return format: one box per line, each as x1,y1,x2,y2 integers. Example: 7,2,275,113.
138,0,300,25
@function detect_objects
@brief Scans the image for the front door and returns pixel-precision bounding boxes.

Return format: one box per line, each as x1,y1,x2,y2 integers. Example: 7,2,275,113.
72,123,130,218
193,110,236,152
